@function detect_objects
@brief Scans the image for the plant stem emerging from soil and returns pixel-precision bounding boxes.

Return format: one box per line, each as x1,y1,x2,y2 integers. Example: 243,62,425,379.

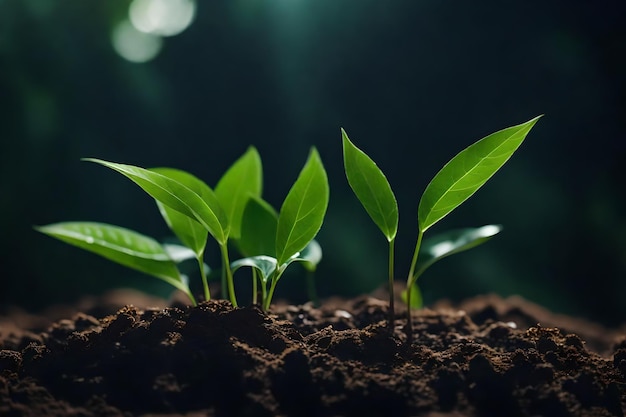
405,229,424,343
198,250,210,302
220,243,238,307
264,272,280,311
388,238,396,330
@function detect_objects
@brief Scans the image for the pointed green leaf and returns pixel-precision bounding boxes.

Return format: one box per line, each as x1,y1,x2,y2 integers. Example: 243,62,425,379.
275,148,329,266
342,128,398,242
35,222,190,293
401,282,423,309
231,255,277,284
215,147,263,240
293,239,322,272
162,243,198,263
237,196,278,257
418,116,541,232
150,167,209,256
84,159,229,244
413,224,502,279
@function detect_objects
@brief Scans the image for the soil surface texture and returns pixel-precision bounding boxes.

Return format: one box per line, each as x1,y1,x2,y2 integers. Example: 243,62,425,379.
1,289,625,417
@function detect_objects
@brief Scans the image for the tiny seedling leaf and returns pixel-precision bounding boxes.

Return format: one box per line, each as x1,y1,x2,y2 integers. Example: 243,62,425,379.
418,116,541,232
342,128,398,242
162,243,198,263
237,196,278,257
296,239,322,272
276,148,329,266
84,159,229,245
413,224,502,279
215,147,263,240
150,167,209,257
35,222,189,293
401,282,423,309
231,255,277,284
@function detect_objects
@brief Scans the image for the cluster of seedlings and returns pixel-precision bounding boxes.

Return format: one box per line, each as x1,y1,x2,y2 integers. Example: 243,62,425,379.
37,116,541,337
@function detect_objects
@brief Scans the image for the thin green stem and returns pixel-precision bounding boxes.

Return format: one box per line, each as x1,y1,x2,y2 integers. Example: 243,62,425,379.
406,228,424,344
197,251,210,302
261,274,268,308
407,228,424,284
263,279,277,311
220,243,238,307
220,264,227,299
263,269,282,311
387,237,396,330
185,288,197,306
252,269,258,305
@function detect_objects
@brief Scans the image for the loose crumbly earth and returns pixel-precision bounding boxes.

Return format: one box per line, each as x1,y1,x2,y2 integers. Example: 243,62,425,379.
1,289,625,417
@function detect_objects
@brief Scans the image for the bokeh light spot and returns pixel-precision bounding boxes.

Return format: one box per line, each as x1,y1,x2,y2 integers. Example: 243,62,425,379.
111,20,163,63
129,0,196,37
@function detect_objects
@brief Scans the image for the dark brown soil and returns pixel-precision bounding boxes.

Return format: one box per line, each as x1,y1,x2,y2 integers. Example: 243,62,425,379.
1,288,625,417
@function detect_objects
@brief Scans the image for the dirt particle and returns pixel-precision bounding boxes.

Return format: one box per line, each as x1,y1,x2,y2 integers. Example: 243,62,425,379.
0,350,21,373
536,336,558,354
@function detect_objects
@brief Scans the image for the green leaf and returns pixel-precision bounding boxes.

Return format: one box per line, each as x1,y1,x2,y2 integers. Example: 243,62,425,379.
150,167,209,257
215,147,263,240
342,128,398,242
162,243,198,263
294,239,322,272
232,239,322,287
84,159,229,245
275,148,329,266
237,196,278,257
401,282,423,309
418,116,541,232
413,224,502,279
231,255,277,284
35,222,189,293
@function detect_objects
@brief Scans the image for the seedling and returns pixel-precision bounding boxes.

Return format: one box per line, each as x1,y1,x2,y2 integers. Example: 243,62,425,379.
36,147,328,309
342,116,541,339
231,149,328,310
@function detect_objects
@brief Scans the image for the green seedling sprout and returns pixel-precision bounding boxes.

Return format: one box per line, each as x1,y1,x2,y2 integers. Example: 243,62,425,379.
342,131,399,328
37,148,261,306
342,116,541,340
36,147,327,310
79,148,263,307
231,148,328,310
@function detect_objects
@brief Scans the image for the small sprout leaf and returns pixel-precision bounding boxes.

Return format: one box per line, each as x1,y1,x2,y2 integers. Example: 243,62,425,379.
296,239,322,272
401,282,423,309
237,196,278,257
276,148,329,266
418,116,541,232
35,222,190,293
231,255,277,284
413,224,502,279
215,147,263,240
274,240,323,276
84,159,229,245
150,167,209,257
342,128,398,242
162,243,198,263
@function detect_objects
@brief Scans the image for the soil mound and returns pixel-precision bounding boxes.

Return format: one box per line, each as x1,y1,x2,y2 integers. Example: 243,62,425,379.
1,292,624,416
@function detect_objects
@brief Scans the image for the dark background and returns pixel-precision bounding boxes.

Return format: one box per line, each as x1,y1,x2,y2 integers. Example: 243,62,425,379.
1,0,625,325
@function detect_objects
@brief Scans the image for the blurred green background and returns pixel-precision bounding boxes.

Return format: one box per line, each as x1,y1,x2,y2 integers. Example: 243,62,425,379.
1,0,625,325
